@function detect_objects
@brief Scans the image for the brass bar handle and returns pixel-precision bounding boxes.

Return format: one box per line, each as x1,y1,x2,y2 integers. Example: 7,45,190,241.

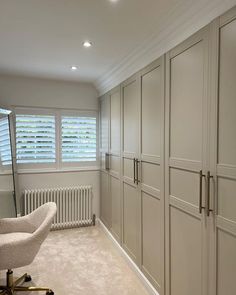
199,170,205,214
206,171,213,217
133,158,136,184
136,159,140,184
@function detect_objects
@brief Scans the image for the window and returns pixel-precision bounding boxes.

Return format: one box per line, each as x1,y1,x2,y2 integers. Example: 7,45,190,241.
61,116,97,162
0,116,12,166
14,108,98,170
16,115,56,164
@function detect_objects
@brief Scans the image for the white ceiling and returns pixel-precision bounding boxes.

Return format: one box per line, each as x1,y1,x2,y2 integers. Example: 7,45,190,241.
0,0,235,94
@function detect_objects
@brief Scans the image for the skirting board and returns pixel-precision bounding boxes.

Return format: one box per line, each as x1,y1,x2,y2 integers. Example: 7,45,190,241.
98,219,159,295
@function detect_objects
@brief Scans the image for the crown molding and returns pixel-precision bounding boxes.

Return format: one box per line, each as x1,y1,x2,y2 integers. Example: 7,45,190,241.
95,0,236,95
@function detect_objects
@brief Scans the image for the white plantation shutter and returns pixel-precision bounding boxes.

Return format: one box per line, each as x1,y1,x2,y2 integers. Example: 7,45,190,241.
61,116,97,162
16,115,56,164
0,117,12,166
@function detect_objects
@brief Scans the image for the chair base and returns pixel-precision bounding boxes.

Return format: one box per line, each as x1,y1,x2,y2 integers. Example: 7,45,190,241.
0,270,54,295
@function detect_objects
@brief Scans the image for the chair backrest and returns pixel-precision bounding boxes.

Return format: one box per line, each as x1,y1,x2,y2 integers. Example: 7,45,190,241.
0,202,57,271
29,202,57,245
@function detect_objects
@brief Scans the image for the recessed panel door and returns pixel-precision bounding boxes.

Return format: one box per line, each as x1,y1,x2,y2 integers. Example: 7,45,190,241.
165,27,209,295
100,170,111,228
110,87,121,155
140,58,165,294
110,175,121,241
122,74,141,265
109,86,122,242
210,11,236,295
100,95,110,171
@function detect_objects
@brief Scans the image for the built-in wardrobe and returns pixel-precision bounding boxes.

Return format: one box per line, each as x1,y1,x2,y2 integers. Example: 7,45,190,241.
100,5,236,295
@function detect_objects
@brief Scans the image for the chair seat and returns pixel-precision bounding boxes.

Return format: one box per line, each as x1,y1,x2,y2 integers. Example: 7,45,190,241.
0,232,32,245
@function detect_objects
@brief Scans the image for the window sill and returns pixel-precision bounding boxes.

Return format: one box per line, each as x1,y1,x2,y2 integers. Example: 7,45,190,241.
0,170,13,175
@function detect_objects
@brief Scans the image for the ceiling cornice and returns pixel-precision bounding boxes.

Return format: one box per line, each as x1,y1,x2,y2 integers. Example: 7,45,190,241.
95,0,236,96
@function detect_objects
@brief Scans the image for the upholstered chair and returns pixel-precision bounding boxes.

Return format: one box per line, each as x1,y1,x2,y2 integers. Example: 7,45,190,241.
0,202,57,295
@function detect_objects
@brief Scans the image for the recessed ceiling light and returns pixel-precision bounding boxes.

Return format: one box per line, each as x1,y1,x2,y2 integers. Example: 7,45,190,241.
83,41,92,48
71,66,78,71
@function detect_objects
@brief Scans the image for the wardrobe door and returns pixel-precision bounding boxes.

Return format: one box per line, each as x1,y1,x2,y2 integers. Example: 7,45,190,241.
100,94,110,171
110,86,121,155
100,170,111,228
110,175,121,241
109,86,122,242
165,27,209,295
122,74,141,265
140,58,165,293
210,9,236,295
100,94,111,227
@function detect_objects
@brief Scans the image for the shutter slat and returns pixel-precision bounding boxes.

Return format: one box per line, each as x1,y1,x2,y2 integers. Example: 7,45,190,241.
16,115,56,164
17,143,55,148
17,154,55,158
16,138,56,143
17,159,55,164
61,116,96,162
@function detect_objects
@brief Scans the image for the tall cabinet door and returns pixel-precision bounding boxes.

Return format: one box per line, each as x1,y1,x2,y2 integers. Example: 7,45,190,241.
100,95,110,171
165,27,210,295
100,170,110,228
209,9,236,295
109,86,122,242
100,94,111,228
140,58,165,293
122,74,141,265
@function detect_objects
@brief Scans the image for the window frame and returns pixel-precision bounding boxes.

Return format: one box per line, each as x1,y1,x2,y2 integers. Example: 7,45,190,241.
14,107,99,172
0,115,12,170
59,109,99,169
15,108,57,170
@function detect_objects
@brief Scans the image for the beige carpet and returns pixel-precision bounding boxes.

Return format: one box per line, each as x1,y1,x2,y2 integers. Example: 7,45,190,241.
0,225,149,295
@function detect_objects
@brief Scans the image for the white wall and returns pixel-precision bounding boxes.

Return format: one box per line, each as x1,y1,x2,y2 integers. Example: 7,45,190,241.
0,174,16,218
0,74,98,110
0,74,100,217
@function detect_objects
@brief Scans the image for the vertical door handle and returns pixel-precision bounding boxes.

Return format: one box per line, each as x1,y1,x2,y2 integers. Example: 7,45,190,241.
108,153,110,170
206,171,213,216
199,170,205,214
133,158,136,183
136,159,140,184
105,153,110,170
105,153,108,170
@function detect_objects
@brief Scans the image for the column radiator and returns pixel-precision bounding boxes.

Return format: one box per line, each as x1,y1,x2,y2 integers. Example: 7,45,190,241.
24,186,95,230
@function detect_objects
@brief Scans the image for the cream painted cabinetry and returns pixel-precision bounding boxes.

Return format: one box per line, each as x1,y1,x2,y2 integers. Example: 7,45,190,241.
140,58,165,293
208,8,236,295
109,86,122,242
165,26,210,295
100,94,111,228
101,64,165,292
99,5,236,295
100,87,122,241
121,74,141,264
121,58,165,293
165,7,236,295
